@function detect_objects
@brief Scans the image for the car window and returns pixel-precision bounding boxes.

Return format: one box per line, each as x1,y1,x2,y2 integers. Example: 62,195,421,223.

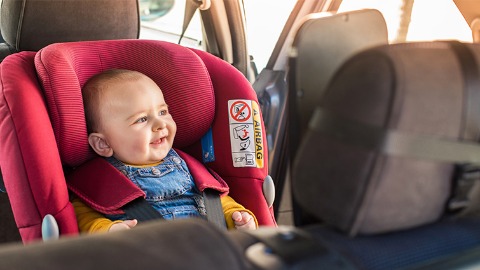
139,0,203,50
338,0,472,42
243,0,296,73
138,0,296,74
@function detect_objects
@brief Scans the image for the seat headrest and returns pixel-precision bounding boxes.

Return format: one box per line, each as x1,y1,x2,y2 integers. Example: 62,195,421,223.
291,9,387,135
34,39,215,167
0,0,139,52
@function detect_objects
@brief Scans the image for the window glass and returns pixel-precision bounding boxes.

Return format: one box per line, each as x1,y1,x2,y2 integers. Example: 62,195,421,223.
139,0,203,49
138,0,297,73
338,0,472,43
243,0,296,72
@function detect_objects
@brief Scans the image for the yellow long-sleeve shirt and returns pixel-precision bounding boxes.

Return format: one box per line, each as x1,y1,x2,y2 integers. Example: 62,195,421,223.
72,195,257,233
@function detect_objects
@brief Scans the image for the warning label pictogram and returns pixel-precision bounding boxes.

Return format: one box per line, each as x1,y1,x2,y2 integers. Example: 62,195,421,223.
228,100,264,168
229,100,251,122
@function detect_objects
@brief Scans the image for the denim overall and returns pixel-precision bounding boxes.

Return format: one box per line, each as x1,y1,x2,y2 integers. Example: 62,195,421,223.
105,149,207,221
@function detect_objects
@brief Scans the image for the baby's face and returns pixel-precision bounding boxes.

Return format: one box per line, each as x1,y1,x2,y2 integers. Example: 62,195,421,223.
97,76,176,165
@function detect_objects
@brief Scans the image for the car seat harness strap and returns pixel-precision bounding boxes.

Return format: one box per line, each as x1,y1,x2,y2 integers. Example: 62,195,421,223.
67,151,229,227
122,197,164,222
203,189,227,230
122,188,225,228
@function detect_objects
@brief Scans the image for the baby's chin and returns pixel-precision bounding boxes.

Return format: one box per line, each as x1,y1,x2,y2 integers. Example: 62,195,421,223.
116,156,166,166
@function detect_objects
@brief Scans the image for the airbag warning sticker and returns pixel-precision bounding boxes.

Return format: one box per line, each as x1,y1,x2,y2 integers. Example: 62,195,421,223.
228,100,264,168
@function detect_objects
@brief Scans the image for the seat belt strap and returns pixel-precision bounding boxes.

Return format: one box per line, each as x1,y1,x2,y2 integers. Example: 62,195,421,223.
179,0,211,44
203,188,227,230
122,197,163,222
122,190,226,229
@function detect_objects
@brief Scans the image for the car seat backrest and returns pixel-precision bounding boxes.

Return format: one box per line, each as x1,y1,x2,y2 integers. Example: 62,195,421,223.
0,0,139,61
0,39,275,242
292,41,480,234
290,9,388,139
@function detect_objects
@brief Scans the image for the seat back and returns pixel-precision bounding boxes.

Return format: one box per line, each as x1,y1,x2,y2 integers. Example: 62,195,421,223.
0,0,139,61
292,41,480,232
0,39,275,243
289,41,480,268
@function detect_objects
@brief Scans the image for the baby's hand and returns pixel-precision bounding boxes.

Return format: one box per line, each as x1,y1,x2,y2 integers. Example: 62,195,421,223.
232,211,256,230
109,219,138,232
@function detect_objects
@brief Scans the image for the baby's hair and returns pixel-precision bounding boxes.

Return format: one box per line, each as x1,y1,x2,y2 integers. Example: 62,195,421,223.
82,69,146,133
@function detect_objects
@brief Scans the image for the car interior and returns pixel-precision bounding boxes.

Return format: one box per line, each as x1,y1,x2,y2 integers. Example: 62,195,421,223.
1,0,480,269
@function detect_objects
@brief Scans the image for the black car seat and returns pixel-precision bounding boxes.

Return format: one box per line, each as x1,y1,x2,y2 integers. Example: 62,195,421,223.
0,0,139,62
0,0,139,243
289,40,480,269
269,9,387,219
0,219,253,270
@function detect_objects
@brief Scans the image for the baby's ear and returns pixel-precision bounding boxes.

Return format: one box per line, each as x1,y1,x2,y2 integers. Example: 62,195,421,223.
88,133,113,157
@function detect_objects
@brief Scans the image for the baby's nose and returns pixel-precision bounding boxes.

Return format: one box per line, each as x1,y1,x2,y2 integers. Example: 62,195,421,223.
153,118,167,131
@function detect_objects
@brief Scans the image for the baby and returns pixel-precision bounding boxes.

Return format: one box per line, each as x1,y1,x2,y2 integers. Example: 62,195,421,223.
72,69,257,232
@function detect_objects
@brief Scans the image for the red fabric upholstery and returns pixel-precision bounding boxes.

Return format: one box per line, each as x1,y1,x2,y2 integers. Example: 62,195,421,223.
66,158,146,215
35,40,215,167
1,39,275,242
0,52,78,243
187,49,275,226
66,149,230,216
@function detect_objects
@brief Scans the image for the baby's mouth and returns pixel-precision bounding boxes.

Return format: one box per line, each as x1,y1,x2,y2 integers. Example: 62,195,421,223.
151,138,164,145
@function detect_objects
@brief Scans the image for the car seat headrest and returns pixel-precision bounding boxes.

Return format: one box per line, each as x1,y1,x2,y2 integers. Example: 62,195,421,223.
0,0,139,52
290,9,387,135
34,39,215,167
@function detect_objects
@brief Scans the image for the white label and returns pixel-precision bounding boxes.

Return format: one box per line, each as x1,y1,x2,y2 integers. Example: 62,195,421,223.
228,100,264,168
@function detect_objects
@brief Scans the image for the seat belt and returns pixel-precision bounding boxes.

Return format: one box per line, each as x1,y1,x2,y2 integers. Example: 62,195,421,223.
122,197,164,222
123,189,225,228
203,189,227,230
178,0,211,44
68,155,226,226
122,174,226,229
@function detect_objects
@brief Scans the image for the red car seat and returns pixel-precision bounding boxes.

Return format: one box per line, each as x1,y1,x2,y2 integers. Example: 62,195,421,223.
0,0,140,243
0,39,276,243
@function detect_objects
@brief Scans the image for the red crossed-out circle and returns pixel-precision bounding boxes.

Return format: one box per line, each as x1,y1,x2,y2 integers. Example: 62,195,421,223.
230,101,251,122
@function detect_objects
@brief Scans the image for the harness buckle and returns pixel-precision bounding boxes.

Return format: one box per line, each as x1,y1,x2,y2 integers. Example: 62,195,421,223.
448,163,480,212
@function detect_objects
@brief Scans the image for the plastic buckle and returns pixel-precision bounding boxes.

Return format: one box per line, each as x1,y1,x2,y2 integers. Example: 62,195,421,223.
448,163,480,212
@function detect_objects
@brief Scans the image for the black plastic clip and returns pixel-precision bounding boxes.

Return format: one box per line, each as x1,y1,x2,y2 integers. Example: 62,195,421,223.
448,163,480,212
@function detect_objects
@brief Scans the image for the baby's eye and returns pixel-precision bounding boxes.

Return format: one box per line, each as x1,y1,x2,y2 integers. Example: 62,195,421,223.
160,109,168,116
135,116,148,123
